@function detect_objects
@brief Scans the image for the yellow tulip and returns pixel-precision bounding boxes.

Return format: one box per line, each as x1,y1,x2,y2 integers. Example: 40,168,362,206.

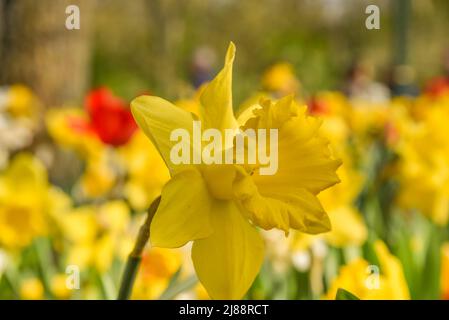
131,43,341,299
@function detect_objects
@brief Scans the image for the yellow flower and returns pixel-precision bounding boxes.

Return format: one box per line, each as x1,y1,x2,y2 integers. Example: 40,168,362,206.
46,108,102,159
396,106,449,225
261,62,300,96
51,274,71,299
349,105,389,138
288,131,366,251
326,240,410,300
46,107,119,199
132,247,182,299
20,277,45,300
79,154,116,199
310,91,351,117
0,153,70,249
59,201,132,272
131,42,341,299
5,84,39,118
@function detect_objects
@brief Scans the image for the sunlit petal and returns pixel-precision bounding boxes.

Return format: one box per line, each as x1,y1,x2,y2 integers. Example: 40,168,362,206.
192,200,264,299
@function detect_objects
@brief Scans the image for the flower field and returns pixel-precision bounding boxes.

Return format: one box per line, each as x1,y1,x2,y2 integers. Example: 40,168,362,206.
1,0,449,302
1,48,449,299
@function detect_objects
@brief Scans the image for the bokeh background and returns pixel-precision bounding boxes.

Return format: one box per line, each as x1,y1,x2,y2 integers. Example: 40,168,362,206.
2,0,449,104
1,0,449,300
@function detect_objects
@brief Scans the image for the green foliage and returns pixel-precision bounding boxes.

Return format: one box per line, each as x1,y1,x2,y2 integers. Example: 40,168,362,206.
336,288,360,300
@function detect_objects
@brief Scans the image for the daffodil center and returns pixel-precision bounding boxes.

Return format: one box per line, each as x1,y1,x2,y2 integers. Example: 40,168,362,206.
201,164,236,200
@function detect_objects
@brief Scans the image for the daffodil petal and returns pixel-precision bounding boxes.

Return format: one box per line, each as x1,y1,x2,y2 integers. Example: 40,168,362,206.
236,104,260,127
199,42,238,132
192,200,264,299
234,171,331,234
243,96,341,195
131,95,195,174
150,168,213,248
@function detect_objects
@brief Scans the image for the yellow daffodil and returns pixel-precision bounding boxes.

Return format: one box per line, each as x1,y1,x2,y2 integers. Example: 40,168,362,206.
131,42,341,299
51,274,72,299
59,201,133,272
396,106,449,225
0,153,71,249
326,240,410,300
20,277,45,300
289,140,366,252
261,62,300,96
349,105,389,138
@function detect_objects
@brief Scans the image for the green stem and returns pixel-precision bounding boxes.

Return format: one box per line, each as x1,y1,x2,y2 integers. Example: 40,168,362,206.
117,196,161,300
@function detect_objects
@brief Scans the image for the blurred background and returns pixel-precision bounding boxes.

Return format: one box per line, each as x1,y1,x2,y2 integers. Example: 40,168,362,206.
1,0,449,300
1,0,449,104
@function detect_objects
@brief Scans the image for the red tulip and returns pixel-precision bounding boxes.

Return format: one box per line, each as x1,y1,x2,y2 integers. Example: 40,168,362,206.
307,97,329,115
84,87,137,146
425,76,449,98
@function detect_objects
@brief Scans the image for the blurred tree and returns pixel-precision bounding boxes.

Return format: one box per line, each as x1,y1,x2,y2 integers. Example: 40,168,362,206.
0,0,94,106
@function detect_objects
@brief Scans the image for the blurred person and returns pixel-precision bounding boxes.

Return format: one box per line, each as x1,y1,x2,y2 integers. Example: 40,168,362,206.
190,46,217,88
344,59,390,104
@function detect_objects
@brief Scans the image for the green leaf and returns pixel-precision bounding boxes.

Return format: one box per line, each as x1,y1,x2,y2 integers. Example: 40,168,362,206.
418,224,442,299
335,288,360,300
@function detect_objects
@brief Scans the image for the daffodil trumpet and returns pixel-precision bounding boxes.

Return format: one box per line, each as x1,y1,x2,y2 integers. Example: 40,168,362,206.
117,196,160,300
